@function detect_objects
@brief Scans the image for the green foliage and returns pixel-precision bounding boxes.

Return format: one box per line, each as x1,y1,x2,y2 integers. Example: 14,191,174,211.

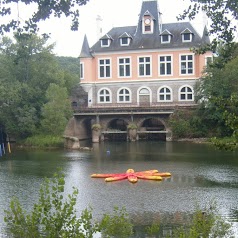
4,170,101,238
40,84,73,136
24,135,64,148
91,124,102,131
100,206,134,238
0,0,90,34
145,223,161,236
172,203,234,238
0,34,76,140
127,123,138,130
168,110,195,139
178,0,237,53
195,48,238,149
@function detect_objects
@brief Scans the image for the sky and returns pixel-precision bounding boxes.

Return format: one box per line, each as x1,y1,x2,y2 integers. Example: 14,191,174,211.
5,0,209,57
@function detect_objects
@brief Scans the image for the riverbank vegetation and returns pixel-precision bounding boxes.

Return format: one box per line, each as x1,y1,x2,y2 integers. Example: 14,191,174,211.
4,171,234,237
0,34,78,147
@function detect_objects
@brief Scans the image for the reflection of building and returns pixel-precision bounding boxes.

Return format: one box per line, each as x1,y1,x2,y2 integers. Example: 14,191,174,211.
66,0,212,143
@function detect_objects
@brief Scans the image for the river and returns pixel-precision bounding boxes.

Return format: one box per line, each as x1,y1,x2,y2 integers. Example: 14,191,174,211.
0,141,238,237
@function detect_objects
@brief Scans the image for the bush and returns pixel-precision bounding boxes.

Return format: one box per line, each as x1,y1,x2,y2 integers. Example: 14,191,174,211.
100,206,134,238
23,135,64,148
4,169,100,238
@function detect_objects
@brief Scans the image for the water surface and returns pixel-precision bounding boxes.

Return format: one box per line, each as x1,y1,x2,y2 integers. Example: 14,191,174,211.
0,141,238,236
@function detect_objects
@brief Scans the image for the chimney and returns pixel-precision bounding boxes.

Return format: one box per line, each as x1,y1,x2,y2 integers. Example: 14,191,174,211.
96,15,103,40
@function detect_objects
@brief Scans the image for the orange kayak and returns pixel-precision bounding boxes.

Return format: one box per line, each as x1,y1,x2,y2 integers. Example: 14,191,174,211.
105,175,127,182
128,174,138,183
137,175,162,180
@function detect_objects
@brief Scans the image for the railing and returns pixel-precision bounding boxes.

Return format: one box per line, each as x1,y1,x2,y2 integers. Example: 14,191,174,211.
72,102,197,114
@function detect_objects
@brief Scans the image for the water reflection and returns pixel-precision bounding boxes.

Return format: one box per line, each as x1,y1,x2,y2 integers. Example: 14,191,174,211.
0,141,238,236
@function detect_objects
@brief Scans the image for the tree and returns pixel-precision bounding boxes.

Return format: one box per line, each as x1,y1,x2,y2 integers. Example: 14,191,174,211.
0,0,90,35
195,44,238,148
0,34,77,139
178,0,238,53
40,84,73,136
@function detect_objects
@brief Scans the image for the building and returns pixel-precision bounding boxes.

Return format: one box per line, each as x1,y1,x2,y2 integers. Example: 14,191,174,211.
65,0,212,143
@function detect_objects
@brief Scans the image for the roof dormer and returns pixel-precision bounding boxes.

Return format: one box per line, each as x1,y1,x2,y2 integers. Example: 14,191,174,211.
181,28,194,42
119,32,132,46
142,11,155,34
100,34,113,47
160,29,172,44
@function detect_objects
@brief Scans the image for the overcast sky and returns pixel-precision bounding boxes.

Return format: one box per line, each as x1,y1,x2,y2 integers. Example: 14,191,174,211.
10,0,208,57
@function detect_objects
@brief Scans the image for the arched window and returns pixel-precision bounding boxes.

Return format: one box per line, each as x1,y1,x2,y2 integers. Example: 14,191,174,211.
98,88,111,103
158,87,172,101
137,87,152,106
117,88,131,103
179,86,193,101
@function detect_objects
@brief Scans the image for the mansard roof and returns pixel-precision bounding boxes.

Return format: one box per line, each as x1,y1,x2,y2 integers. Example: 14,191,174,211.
119,32,133,39
160,29,172,36
90,22,208,53
86,0,210,54
100,33,113,40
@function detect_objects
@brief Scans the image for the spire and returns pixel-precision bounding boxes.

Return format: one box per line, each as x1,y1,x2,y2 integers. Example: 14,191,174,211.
202,25,210,44
79,35,92,58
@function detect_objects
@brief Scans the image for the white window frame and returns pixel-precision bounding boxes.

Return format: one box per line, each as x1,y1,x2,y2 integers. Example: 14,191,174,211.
142,17,154,34
138,56,152,77
158,55,173,76
157,86,173,102
205,56,213,66
182,33,192,42
137,86,152,105
80,62,84,80
98,88,112,103
117,87,131,103
120,37,130,46
98,58,111,79
161,35,171,44
178,85,194,101
101,39,110,47
179,54,194,75
118,57,131,78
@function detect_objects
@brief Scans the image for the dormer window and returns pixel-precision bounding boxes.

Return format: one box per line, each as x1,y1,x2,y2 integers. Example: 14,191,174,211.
101,39,109,47
183,33,192,42
100,34,113,47
119,32,132,46
121,37,130,46
160,30,172,44
181,29,193,42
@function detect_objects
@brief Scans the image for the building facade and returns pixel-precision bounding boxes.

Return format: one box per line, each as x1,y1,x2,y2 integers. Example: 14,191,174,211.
66,0,212,143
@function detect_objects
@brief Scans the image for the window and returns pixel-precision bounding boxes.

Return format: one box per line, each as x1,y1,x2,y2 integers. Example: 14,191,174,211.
180,54,194,75
182,33,192,42
145,25,151,32
101,39,109,47
99,59,111,78
80,62,84,80
142,14,153,34
120,37,130,46
159,56,172,76
98,88,111,103
158,87,172,101
138,56,151,76
118,88,131,102
205,56,213,66
118,57,131,77
179,86,193,101
161,35,171,43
